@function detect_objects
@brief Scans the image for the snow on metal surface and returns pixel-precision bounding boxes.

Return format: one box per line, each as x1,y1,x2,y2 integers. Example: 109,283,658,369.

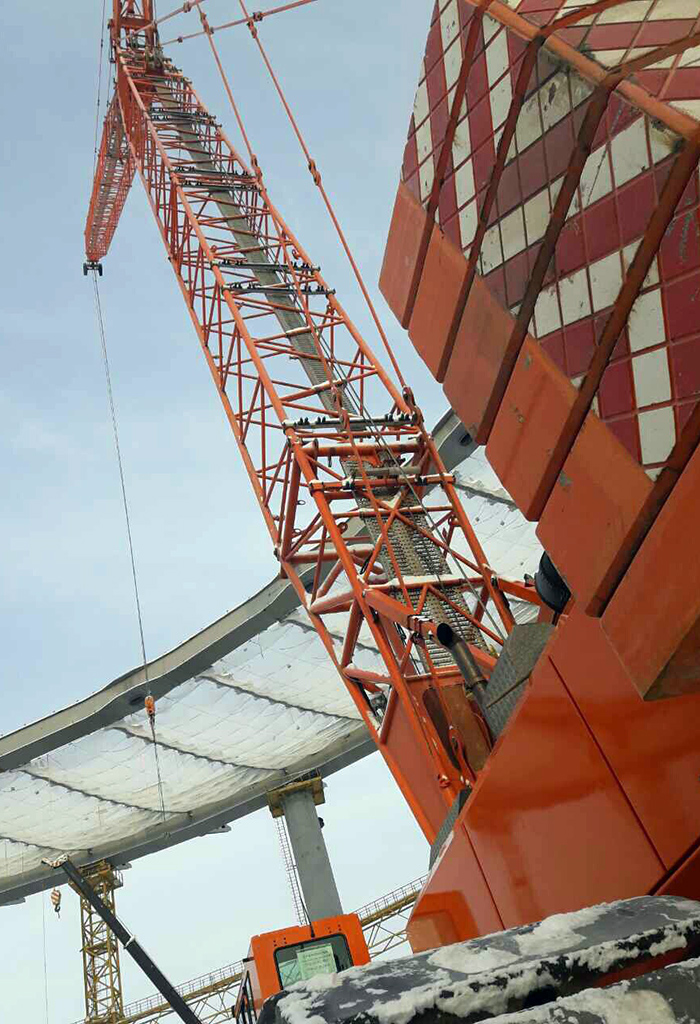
264,897,700,1024
495,956,700,1022
0,439,541,903
502,985,679,1022
403,0,700,478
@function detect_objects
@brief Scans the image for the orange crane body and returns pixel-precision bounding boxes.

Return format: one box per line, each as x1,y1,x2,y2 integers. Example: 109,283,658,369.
378,0,700,951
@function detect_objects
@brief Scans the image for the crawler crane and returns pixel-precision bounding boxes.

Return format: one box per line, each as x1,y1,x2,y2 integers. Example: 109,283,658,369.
76,3,700,1022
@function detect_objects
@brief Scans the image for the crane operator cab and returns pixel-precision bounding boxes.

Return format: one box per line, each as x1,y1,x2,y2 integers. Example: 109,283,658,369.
233,914,370,1023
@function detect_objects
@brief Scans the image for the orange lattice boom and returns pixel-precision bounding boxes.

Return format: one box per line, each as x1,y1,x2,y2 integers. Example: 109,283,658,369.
86,91,135,263
85,1,540,848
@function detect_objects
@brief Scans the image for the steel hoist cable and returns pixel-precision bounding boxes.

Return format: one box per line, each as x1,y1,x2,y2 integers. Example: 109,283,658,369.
236,0,407,391
42,894,49,1024
152,0,318,47
91,272,168,827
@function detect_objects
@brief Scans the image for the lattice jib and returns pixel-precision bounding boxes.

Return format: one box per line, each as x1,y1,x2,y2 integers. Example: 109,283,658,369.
93,23,543,834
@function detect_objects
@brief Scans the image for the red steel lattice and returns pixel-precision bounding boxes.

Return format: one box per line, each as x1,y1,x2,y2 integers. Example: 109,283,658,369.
85,91,135,263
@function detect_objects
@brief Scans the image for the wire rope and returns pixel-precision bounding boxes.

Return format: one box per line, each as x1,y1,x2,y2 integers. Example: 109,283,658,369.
90,272,168,825
42,894,50,1024
160,0,319,47
149,716,168,824
91,273,149,673
236,0,407,391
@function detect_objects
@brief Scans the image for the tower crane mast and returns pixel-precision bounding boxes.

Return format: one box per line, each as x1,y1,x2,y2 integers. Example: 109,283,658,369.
85,1,539,843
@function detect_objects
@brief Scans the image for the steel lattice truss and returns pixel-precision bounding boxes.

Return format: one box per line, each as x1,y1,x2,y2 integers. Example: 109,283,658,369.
77,861,125,1024
86,92,134,263
86,2,542,848
0,6,544,910
355,876,428,960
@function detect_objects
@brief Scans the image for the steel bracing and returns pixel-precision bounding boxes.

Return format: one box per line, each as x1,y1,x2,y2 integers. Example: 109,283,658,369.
75,861,125,1024
355,876,427,959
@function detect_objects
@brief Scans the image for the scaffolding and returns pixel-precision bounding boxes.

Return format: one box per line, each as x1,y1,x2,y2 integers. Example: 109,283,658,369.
356,877,427,958
274,815,307,928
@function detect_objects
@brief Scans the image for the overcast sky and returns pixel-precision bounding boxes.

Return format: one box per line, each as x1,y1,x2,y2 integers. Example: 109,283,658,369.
0,1,442,1020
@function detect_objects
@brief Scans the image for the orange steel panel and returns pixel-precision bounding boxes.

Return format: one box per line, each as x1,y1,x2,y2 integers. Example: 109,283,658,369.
407,825,502,953
463,656,663,927
657,844,700,902
382,691,453,844
656,619,700,700
378,180,431,329
536,410,652,614
409,226,467,381
410,605,700,939
485,338,577,521
603,439,700,698
549,611,700,871
441,274,521,444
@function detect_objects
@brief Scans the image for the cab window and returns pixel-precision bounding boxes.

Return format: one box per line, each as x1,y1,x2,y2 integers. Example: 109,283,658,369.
274,934,352,988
